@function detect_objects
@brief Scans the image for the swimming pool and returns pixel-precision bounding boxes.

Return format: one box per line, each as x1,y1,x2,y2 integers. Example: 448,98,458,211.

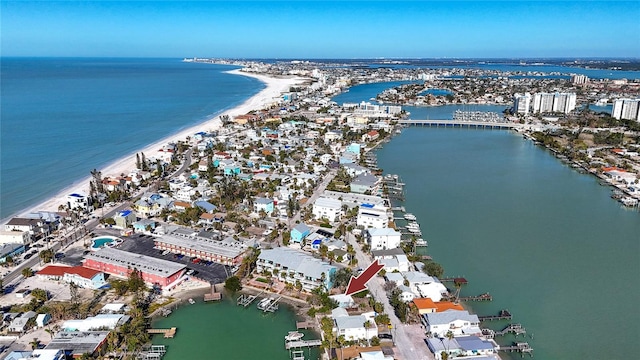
91,236,121,250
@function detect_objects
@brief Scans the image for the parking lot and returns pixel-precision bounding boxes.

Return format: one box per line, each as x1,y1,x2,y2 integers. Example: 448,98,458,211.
108,232,232,284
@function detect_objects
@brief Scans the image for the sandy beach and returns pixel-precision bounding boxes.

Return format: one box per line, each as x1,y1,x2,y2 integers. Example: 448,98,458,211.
15,68,306,219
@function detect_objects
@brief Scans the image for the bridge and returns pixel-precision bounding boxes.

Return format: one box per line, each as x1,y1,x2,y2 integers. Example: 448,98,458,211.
398,119,523,130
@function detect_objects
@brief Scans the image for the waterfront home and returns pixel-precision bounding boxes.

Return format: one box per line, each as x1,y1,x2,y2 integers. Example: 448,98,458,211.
365,228,401,251
413,298,465,314
291,223,312,243
362,130,380,142
4,217,46,243
350,174,380,195
113,209,136,229
422,310,481,337
357,204,390,229
342,163,371,177
426,335,498,360
66,192,90,211
323,191,387,209
378,253,410,272
331,308,378,341
62,314,128,331
45,331,110,358
312,197,342,222
83,248,185,288
330,294,356,308
37,265,108,290
402,272,447,301
256,247,336,292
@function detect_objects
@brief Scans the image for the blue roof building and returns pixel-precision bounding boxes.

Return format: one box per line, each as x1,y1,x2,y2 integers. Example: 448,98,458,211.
291,223,312,243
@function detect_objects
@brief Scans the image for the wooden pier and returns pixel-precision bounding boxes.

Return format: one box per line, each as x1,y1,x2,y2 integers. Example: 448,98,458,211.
478,309,512,321
498,342,533,356
391,206,405,212
237,289,265,307
147,327,177,338
440,277,468,285
296,321,314,329
204,285,222,302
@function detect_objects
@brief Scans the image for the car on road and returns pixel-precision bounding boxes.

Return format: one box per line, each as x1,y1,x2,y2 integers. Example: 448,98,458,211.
162,250,170,256
379,333,393,340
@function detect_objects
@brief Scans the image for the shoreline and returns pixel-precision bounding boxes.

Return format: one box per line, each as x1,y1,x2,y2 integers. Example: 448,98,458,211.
6,68,306,223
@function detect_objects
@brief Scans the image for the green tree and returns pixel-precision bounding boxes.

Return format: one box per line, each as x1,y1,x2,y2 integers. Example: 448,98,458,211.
31,288,49,302
423,260,444,278
224,276,242,292
29,338,40,350
39,249,54,264
127,268,146,293
22,267,34,278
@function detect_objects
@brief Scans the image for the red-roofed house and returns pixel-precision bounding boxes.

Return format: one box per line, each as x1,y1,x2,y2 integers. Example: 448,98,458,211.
363,130,380,142
37,265,107,289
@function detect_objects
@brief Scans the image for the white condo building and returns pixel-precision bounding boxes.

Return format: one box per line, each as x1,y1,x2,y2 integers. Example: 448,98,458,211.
612,98,640,121
312,197,342,222
532,92,576,114
366,228,402,251
513,93,531,114
356,204,389,229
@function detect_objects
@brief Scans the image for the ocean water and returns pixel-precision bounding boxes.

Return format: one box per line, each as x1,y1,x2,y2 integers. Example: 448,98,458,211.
0,58,264,220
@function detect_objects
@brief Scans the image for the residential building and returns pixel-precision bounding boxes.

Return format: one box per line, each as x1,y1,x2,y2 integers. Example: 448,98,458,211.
62,314,128,332
532,92,576,114
113,209,136,229
350,173,380,194
357,204,389,229
154,233,248,265
4,217,45,243
66,192,90,211
365,228,401,251
291,223,312,243
571,74,589,84
254,197,275,215
37,265,108,289
426,336,498,360
45,331,110,358
403,271,448,301
422,310,481,337
331,308,378,341
312,197,342,222
0,243,26,263
8,311,36,333
256,247,336,291
83,248,185,288
612,98,640,121
4,350,65,360
513,93,531,114
0,231,30,246
36,313,52,327
329,294,356,308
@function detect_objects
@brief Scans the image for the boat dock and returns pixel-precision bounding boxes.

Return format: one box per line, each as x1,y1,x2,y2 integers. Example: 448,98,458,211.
498,342,533,356
204,285,222,302
285,339,323,350
139,345,167,360
459,292,492,301
479,309,512,321
257,296,282,312
440,277,468,285
147,328,177,338
496,323,527,336
237,289,266,307
296,321,314,329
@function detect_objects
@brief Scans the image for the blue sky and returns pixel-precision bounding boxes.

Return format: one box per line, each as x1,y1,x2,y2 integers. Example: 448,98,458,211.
1,1,638,58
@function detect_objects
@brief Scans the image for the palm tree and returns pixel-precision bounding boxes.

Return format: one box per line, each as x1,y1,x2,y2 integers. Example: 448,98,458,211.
29,338,40,350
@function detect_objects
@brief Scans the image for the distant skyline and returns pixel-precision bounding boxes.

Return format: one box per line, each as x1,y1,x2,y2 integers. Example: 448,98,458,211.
1,1,639,58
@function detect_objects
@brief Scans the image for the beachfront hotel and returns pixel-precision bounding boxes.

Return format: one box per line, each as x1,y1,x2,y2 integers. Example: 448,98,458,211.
153,233,248,265
612,98,640,121
83,247,185,288
531,92,577,114
256,247,336,292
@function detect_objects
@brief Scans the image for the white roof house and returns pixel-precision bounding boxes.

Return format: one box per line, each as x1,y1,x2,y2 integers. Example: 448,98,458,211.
256,247,337,291
366,228,401,251
62,314,129,332
422,310,481,337
312,197,342,222
357,205,389,229
331,308,378,341
403,271,447,302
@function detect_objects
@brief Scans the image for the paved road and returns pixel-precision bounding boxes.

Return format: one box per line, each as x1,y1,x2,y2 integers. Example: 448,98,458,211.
289,168,337,227
345,232,433,360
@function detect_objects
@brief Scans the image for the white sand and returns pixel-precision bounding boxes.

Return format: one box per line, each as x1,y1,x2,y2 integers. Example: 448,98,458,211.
15,69,306,219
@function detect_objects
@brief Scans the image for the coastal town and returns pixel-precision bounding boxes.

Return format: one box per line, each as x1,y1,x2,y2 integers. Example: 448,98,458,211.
1,58,639,360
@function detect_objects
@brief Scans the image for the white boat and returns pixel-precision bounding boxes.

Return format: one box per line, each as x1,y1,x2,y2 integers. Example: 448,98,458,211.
285,331,305,341
188,298,195,305
403,213,417,221
415,239,427,246
257,297,272,310
620,197,639,207
407,227,422,234
406,222,420,229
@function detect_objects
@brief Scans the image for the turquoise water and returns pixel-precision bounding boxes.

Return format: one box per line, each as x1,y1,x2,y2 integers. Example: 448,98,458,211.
152,296,320,359
376,128,640,359
91,237,115,249
0,58,264,220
